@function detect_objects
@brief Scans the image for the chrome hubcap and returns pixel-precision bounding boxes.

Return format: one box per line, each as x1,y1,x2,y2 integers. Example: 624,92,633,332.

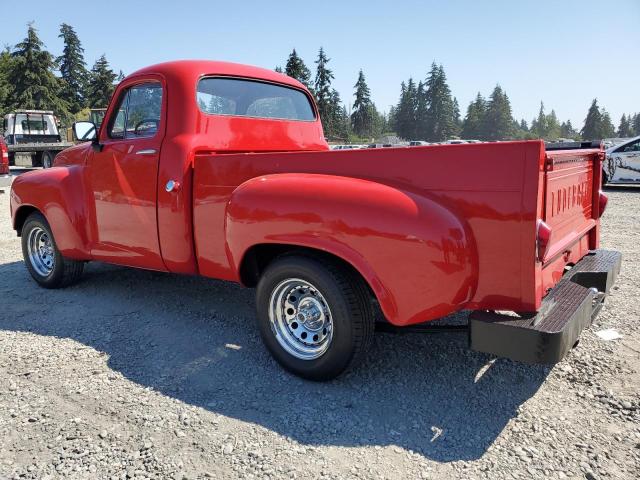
268,278,333,360
27,226,55,277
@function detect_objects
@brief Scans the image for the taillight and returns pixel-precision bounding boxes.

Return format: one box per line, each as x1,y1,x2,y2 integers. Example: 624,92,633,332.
598,190,608,218
536,220,552,262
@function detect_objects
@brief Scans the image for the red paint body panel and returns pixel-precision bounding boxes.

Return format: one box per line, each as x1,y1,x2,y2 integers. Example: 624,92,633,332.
9,60,605,326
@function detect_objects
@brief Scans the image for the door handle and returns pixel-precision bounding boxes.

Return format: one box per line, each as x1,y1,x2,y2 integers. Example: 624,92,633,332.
136,149,157,156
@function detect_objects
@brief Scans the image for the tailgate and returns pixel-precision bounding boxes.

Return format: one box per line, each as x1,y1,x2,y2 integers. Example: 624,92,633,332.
542,147,602,261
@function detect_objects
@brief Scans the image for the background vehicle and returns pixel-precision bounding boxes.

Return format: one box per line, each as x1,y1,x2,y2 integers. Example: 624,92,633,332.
604,135,640,184
409,140,430,146
9,60,620,381
2,110,73,168
0,137,9,176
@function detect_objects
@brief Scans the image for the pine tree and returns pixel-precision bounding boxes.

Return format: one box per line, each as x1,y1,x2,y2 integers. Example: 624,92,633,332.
7,23,69,117
86,55,117,108
0,48,15,118
414,80,427,140
601,109,615,138
452,97,461,136
57,23,87,115
274,66,283,73
328,88,349,140
617,114,633,137
546,109,561,140
423,63,456,142
633,113,640,136
483,85,513,140
351,70,374,137
314,47,334,135
581,99,607,140
284,49,311,90
461,93,486,139
520,119,529,131
560,120,577,139
530,102,549,139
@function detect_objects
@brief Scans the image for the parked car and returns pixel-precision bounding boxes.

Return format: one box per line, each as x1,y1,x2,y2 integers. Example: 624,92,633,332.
9,60,620,380
2,110,73,168
409,141,430,146
603,135,640,185
0,137,9,176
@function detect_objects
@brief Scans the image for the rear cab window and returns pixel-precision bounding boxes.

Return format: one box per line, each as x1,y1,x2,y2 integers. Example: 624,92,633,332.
196,77,315,121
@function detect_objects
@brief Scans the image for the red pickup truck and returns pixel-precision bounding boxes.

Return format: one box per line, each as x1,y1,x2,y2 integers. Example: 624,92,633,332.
9,60,621,380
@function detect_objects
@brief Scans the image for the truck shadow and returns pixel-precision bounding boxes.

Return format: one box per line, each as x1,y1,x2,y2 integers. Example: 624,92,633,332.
0,260,549,462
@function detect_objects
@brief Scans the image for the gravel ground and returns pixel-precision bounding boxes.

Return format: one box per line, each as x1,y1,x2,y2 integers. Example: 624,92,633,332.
0,182,638,480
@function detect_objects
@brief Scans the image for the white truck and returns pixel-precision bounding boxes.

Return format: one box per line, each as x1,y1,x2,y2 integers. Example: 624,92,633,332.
2,110,73,168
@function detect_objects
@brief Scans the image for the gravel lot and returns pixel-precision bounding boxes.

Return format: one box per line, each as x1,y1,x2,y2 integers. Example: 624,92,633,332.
0,181,638,480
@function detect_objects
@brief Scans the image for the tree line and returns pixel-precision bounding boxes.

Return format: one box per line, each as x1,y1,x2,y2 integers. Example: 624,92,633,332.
1,23,637,143
0,23,120,125
278,49,639,142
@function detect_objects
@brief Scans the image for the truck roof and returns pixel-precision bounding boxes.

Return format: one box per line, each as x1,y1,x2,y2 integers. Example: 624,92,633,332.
9,110,55,115
127,60,307,91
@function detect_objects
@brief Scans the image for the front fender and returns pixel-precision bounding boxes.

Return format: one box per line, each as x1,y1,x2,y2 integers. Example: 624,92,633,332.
226,174,477,326
10,166,90,259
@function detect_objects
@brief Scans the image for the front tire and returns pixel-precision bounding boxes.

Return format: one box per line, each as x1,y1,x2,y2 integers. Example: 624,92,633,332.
21,212,84,288
256,255,374,381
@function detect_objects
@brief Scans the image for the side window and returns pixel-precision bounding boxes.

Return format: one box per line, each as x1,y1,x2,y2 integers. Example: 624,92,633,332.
624,140,640,152
107,82,163,140
126,84,162,138
108,93,127,139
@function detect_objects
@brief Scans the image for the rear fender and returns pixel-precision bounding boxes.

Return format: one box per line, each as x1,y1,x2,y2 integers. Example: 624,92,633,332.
10,166,90,259
226,173,477,326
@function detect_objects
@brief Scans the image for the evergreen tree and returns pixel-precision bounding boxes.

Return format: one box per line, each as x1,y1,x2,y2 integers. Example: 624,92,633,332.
394,79,419,140
483,85,513,140
617,114,633,137
116,70,125,82
461,93,486,139
452,97,461,136
57,23,87,115
581,99,607,140
314,47,334,135
7,24,69,116
0,48,15,118
351,69,374,137
546,109,561,140
601,109,615,138
423,63,456,142
530,102,548,139
560,120,577,139
284,49,312,90
274,66,283,73
328,88,349,140
633,113,640,136
86,55,117,108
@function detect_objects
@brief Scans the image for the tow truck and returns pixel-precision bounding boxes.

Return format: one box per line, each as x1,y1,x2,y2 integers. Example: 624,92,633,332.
2,110,73,168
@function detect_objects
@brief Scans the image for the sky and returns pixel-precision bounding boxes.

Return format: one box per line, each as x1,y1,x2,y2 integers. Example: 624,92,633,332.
3,0,639,129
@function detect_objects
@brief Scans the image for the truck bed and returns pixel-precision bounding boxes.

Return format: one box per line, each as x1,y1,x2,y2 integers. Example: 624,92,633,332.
193,140,604,323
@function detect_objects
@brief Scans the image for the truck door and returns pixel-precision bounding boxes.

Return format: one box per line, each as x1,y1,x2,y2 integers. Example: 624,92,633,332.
87,80,167,270
608,137,640,182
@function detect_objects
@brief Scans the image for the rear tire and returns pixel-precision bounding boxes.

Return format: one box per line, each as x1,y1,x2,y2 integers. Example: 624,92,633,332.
602,169,609,188
256,254,375,381
21,212,84,288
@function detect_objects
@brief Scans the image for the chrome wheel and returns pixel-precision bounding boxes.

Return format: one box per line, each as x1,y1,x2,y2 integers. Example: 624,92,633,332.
268,278,333,360
27,226,55,277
